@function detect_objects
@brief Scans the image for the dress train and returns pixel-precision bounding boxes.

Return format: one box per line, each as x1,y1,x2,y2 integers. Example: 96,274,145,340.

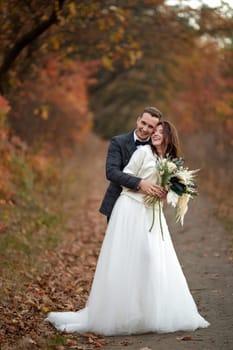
46,194,209,335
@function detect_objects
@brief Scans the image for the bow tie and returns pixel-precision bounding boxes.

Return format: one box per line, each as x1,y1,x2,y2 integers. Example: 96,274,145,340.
135,139,150,146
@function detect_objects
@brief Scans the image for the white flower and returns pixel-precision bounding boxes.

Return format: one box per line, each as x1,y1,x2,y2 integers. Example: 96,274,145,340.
167,191,179,207
167,161,177,173
176,168,199,185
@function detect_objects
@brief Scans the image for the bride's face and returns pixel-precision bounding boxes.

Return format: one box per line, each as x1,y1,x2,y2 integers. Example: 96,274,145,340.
151,125,163,146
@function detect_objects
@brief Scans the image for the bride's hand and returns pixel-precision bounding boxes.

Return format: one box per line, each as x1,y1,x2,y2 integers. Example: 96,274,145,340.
139,180,167,198
152,184,167,199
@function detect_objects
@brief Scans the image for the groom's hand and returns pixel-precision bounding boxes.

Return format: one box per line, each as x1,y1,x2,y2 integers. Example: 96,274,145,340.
139,180,167,198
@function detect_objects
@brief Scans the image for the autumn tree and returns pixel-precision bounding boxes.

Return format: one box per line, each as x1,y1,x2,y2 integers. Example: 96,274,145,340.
0,0,142,92
91,1,233,140
91,1,200,136
0,0,232,148
0,0,146,147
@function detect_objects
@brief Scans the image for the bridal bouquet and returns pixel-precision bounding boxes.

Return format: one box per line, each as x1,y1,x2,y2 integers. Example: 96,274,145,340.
144,157,199,240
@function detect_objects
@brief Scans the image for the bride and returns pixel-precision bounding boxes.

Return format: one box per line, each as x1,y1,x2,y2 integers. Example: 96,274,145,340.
46,121,209,335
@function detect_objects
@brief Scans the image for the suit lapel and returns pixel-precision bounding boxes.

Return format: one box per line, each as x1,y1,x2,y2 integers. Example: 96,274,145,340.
126,130,137,157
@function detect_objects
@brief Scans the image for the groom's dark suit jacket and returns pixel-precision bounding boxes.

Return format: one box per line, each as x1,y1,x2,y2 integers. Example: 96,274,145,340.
99,130,142,217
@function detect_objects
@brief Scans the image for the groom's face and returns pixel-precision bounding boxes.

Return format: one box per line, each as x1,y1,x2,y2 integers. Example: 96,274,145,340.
135,113,159,140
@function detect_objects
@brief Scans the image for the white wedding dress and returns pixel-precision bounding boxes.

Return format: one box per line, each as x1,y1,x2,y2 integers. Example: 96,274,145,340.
46,145,209,335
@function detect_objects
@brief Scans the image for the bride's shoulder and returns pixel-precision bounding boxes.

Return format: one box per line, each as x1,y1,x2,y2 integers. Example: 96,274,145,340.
144,144,154,155
140,144,152,152
131,145,151,163
135,144,152,157
143,145,158,161
136,145,155,163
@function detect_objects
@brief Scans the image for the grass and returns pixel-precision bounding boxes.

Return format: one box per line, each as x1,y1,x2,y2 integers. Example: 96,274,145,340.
45,333,66,349
0,134,106,298
200,174,233,257
220,217,233,259
0,153,65,296
223,218,233,235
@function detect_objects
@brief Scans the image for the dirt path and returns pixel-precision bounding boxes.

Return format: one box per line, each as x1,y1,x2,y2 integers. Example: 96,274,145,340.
2,136,232,349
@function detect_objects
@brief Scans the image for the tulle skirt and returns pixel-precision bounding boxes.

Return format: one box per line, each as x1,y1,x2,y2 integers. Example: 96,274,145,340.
46,194,209,335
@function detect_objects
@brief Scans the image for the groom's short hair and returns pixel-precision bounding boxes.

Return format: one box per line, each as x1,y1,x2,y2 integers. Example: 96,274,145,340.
142,106,163,120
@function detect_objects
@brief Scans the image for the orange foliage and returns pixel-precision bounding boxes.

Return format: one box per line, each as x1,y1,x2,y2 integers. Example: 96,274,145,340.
225,118,233,145
0,95,57,202
10,56,99,149
38,55,95,143
0,96,11,116
0,96,11,200
0,127,12,202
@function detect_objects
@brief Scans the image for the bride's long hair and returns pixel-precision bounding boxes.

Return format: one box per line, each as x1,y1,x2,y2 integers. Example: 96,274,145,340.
152,121,181,158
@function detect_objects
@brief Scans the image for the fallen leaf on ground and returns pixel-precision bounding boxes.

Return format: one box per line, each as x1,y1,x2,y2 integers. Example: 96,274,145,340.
119,340,133,346
176,335,193,341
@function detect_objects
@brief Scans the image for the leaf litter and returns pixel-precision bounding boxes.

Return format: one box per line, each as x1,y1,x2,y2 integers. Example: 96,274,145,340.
0,137,109,349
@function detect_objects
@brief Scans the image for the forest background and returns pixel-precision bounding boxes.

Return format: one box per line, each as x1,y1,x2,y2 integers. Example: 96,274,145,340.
0,0,232,347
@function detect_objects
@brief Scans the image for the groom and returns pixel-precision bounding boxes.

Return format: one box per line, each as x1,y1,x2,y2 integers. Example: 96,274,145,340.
99,106,167,219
